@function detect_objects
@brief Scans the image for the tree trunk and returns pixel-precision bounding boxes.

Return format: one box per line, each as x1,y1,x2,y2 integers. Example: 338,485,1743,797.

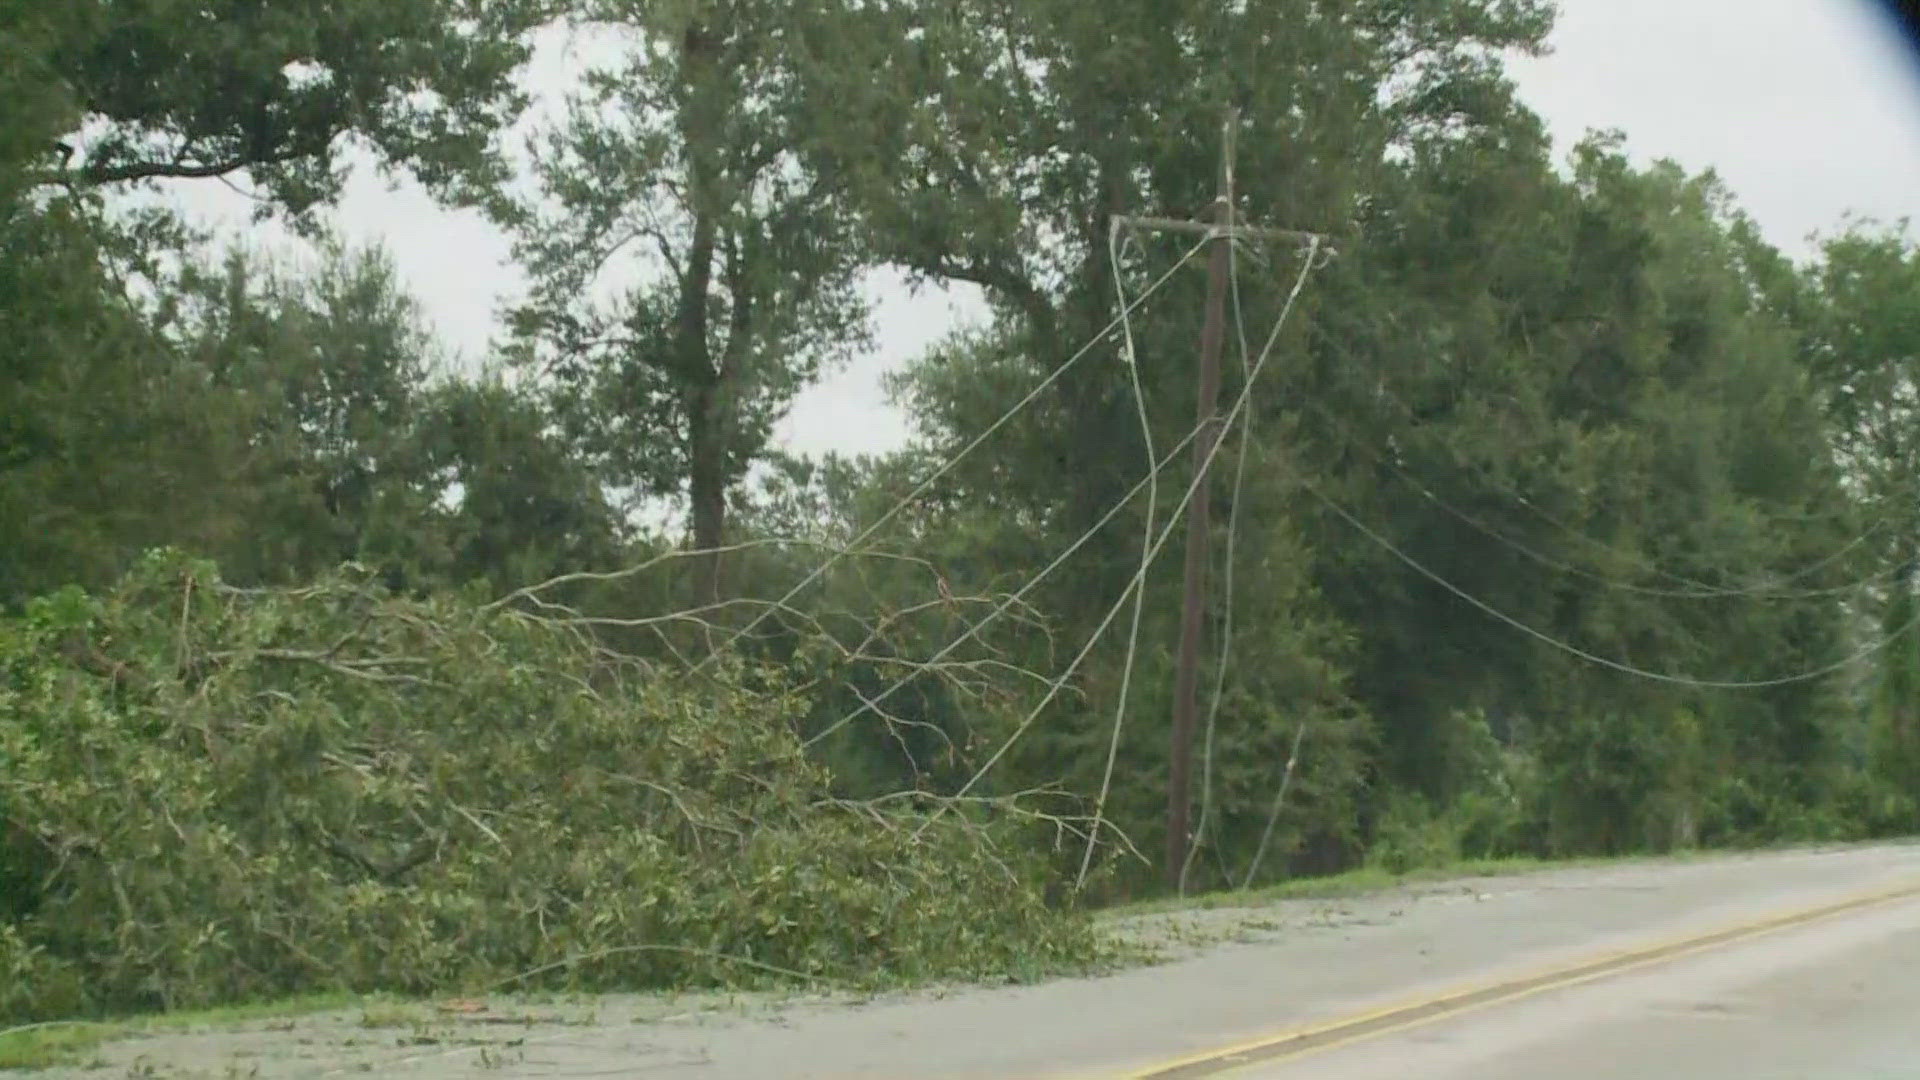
687,379,728,606
671,16,729,608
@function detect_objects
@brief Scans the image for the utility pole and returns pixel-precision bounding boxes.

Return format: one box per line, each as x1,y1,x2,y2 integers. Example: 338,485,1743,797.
1114,109,1328,892
1164,116,1234,893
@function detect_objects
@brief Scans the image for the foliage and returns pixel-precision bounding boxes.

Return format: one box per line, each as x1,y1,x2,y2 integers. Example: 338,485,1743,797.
0,212,624,609
20,0,553,217
0,197,253,606
0,553,1100,1022
0,0,619,612
158,241,447,586
410,378,631,593
1802,224,1920,799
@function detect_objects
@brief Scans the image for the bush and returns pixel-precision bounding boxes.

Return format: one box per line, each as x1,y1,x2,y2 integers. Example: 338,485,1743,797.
1366,793,1461,874
1816,767,1920,842
0,553,1100,1021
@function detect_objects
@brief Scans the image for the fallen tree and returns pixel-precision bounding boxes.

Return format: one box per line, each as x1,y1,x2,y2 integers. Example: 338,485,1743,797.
0,552,1100,1021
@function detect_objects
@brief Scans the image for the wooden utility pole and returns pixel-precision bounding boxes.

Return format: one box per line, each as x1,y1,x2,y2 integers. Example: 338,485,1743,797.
1164,118,1235,892
1114,109,1327,892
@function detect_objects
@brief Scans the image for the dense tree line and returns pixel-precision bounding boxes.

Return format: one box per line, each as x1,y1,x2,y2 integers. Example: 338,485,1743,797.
4,0,1919,914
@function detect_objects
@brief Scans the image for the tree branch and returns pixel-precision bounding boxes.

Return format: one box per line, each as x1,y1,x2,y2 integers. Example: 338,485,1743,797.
921,252,1056,340
66,141,314,187
77,158,255,185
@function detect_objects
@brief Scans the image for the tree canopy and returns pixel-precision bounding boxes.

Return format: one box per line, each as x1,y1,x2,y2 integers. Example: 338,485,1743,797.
16,0,552,214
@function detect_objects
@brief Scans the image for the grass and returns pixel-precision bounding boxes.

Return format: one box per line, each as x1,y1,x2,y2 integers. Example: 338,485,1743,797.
1101,856,1605,919
0,1023,112,1071
0,992,373,1071
1097,837,1885,920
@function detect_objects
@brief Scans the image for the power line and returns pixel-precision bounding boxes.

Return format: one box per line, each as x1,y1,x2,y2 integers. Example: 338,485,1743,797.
1299,396,1904,601
1301,475,1920,690
943,233,1323,840
800,420,1205,753
1349,371,1906,596
1359,367,1881,595
1184,228,1267,890
694,231,1218,675
1074,219,1167,890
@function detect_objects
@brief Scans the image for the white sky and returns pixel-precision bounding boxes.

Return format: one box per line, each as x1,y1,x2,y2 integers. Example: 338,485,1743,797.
157,0,1920,461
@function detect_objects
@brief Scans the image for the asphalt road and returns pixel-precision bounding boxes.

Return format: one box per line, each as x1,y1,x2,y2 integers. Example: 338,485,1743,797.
40,841,1920,1078
665,842,1920,1080
1229,887,1920,1080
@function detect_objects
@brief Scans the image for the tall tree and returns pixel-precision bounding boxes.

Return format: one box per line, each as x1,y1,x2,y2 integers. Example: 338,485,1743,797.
0,0,559,603
166,242,445,585
823,0,1554,557
22,0,552,216
412,378,628,592
1804,224,1920,795
506,0,871,603
1287,130,1861,850
0,201,242,604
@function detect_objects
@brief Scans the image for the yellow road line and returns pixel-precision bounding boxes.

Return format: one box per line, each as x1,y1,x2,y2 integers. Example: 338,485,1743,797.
1115,878,1920,1080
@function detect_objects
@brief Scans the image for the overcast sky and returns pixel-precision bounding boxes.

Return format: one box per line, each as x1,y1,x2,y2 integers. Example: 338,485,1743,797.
160,0,1920,460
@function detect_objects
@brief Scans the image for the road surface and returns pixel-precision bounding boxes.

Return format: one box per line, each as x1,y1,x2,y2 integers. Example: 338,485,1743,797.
39,841,1920,1078
1216,888,1920,1080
